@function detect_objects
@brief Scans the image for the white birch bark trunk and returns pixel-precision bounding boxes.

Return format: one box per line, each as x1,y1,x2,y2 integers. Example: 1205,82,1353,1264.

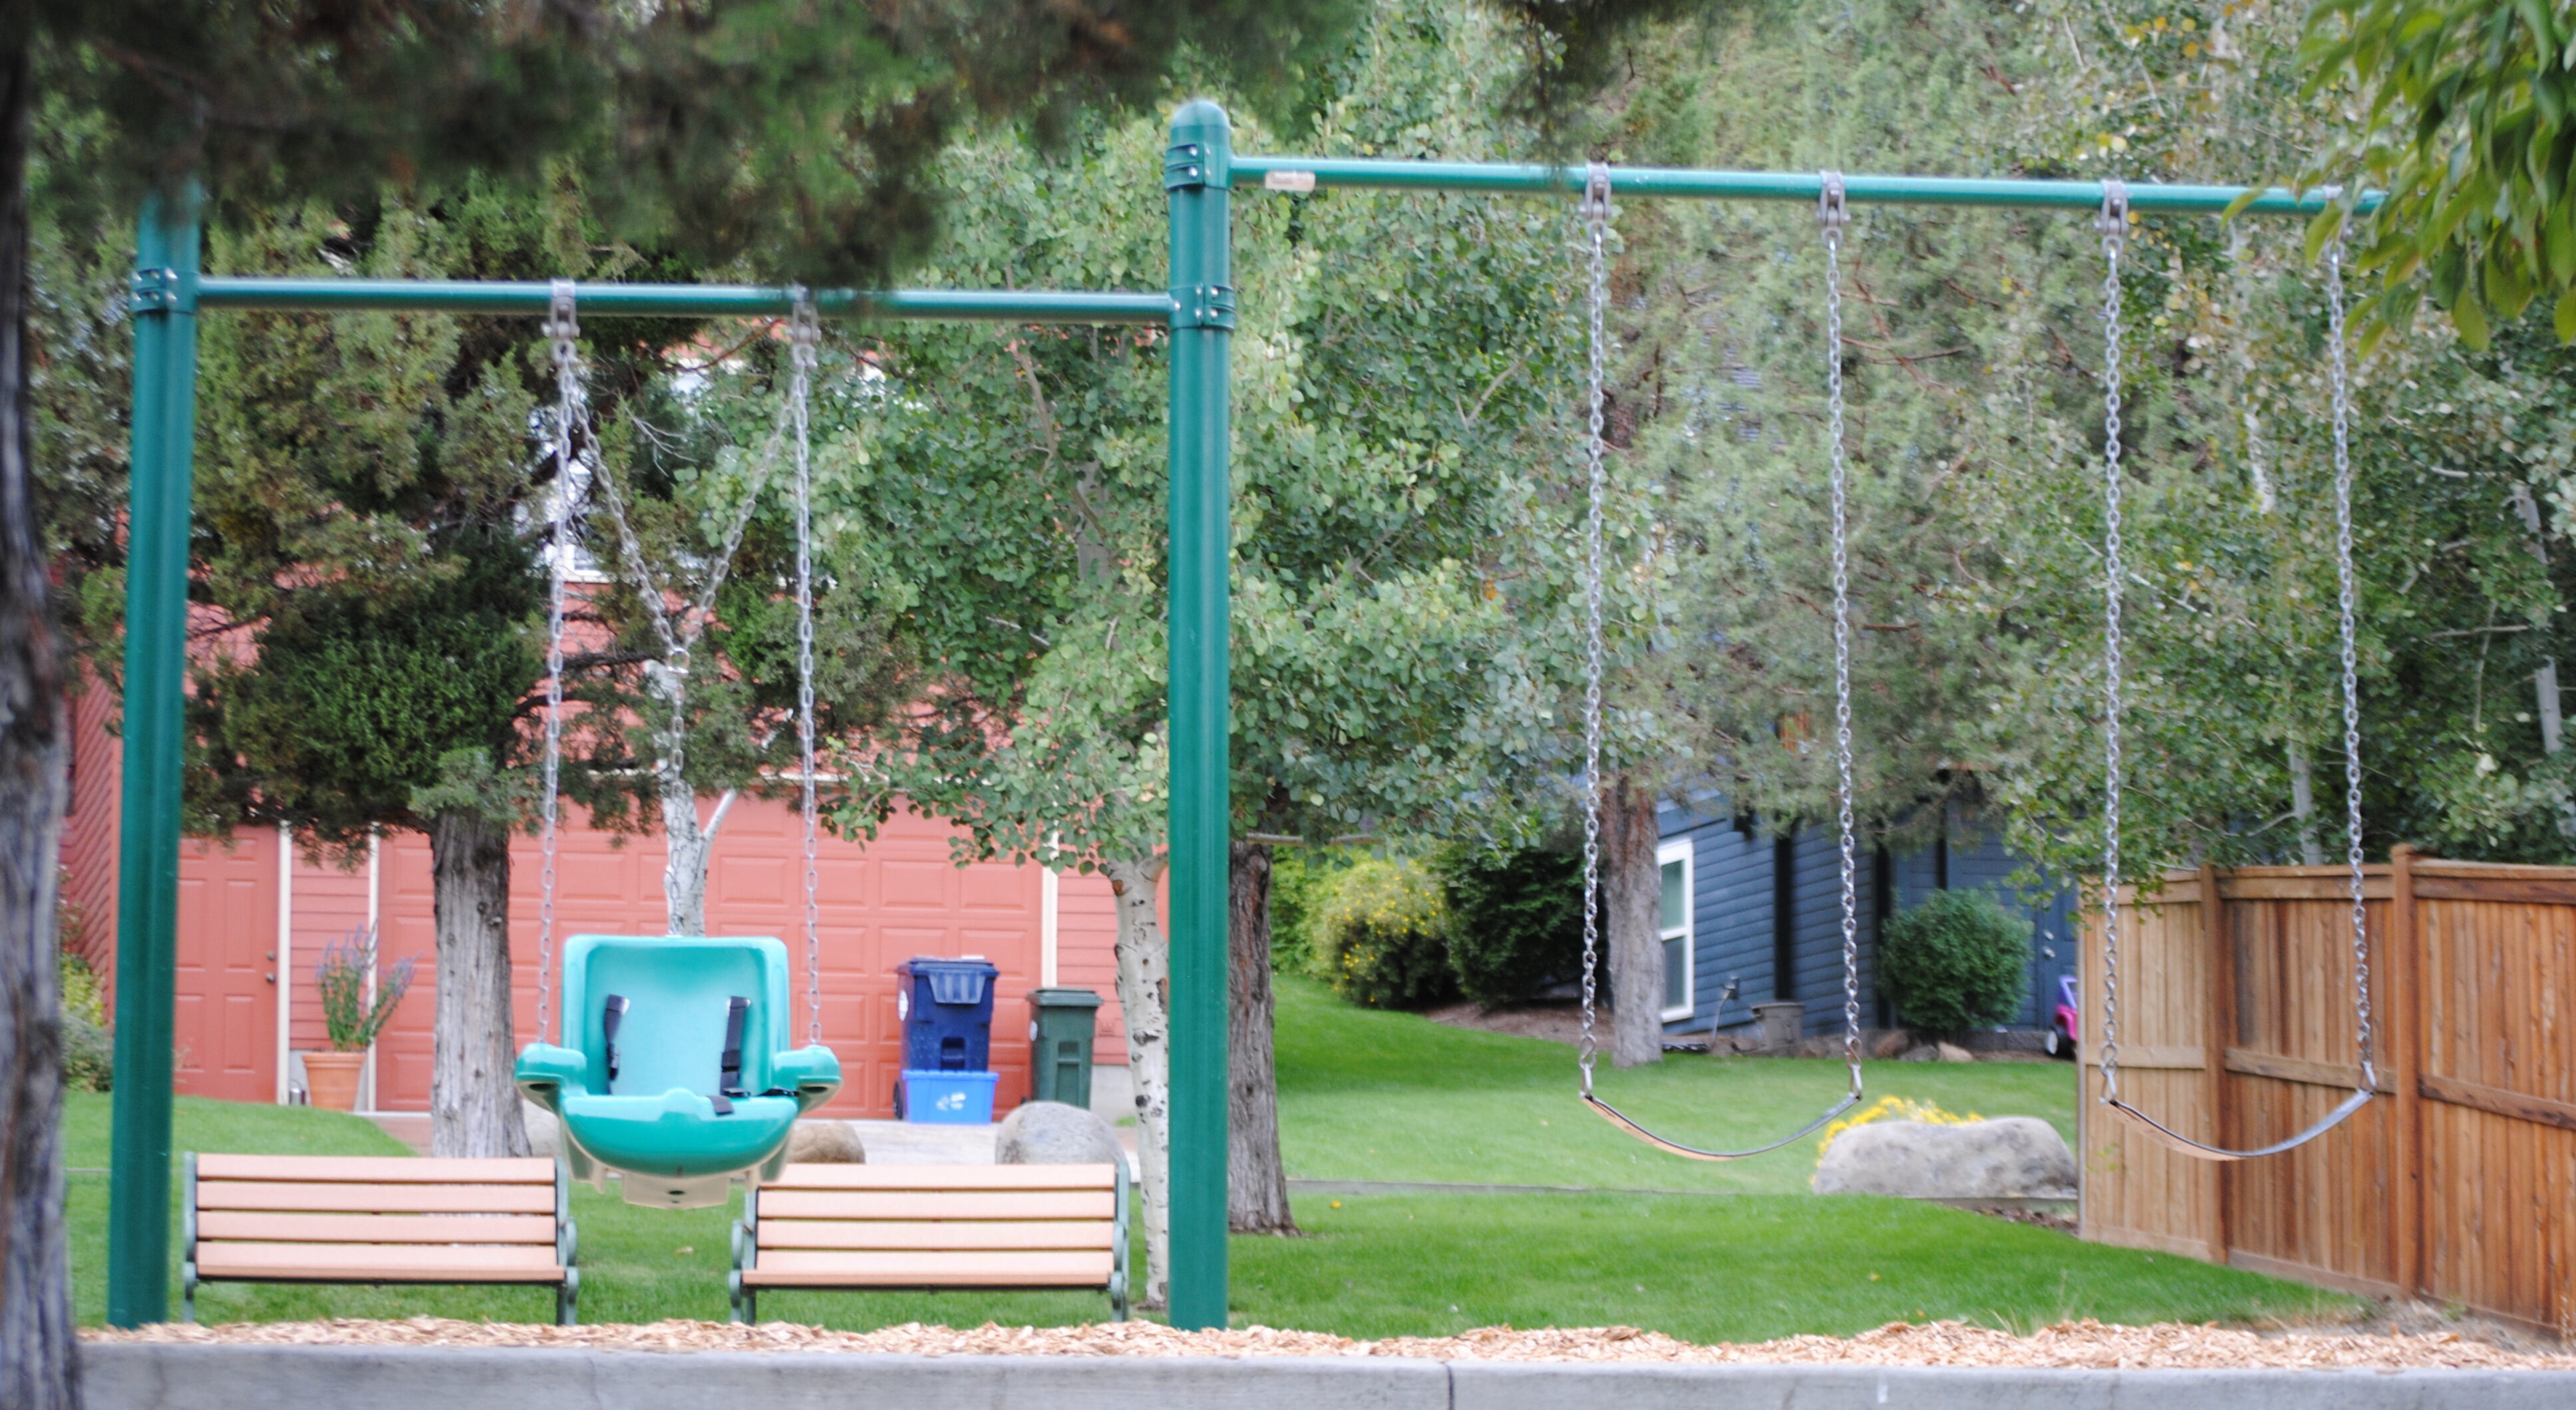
428,808,530,1158
1103,854,1172,1311
2287,743,2326,866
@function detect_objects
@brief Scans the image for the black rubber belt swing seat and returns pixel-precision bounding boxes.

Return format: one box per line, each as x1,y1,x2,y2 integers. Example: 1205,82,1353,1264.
1568,168,1868,1161
2090,180,2378,1163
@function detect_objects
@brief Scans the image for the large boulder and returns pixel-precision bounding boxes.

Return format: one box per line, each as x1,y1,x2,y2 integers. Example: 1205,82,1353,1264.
1812,1116,2077,1199
789,1121,868,1164
522,1100,559,1158
995,1101,1124,1167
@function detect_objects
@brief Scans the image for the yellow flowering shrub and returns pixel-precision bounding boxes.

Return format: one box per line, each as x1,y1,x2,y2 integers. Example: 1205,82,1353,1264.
1315,856,1456,1009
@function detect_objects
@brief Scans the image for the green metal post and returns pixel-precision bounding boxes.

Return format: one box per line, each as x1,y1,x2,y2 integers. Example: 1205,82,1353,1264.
108,187,201,1326
1163,99,1233,1331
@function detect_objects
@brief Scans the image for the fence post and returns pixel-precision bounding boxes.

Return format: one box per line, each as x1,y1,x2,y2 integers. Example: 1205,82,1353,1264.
2199,864,2231,1264
2388,843,2422,1300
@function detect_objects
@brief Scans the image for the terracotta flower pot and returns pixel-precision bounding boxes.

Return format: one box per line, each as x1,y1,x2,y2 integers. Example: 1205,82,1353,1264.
303,1051,367,1111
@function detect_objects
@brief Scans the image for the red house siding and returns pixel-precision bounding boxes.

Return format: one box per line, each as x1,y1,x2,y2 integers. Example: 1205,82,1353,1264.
61,685,1130,1117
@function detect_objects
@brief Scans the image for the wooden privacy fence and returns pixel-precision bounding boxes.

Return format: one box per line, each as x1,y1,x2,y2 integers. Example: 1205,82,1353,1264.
2080,850,2575,1334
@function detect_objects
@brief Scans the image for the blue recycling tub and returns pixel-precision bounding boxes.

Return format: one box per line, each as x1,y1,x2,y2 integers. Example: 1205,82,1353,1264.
897,1069,998,1125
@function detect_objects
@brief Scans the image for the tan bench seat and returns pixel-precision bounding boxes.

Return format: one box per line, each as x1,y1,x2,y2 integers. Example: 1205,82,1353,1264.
184,1153,577,1323
730,1162,1128,1322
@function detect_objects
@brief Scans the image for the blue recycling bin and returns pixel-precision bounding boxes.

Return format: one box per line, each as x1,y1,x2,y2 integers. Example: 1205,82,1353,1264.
894,955,1001,1073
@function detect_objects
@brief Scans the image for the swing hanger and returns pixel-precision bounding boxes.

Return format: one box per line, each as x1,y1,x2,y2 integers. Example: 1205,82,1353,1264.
1571,167,1865,1162
2092,190,2377,1162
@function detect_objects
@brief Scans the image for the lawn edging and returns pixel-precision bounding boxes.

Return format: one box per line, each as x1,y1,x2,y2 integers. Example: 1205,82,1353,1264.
82,1343,2576,1410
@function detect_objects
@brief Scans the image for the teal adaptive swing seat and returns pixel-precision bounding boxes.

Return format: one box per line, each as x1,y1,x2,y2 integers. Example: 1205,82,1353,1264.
516,935,840,1209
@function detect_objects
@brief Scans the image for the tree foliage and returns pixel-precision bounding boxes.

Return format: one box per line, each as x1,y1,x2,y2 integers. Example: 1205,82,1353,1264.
1586,0,2576,885
2302,0,2576,349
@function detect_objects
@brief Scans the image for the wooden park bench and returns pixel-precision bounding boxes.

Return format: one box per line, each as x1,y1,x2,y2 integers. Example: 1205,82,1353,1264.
730,1162,1129,1323
184,1153,579,1324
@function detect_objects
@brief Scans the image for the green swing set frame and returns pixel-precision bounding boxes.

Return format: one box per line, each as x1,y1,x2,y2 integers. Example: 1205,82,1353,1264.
104,98,2362,1331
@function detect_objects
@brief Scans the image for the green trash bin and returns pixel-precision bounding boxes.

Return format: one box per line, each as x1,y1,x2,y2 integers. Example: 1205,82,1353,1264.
1027,987,1104,1109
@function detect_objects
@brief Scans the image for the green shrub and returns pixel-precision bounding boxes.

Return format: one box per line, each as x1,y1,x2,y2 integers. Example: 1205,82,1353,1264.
63,1010,114,1093
1435,844,1585,1007
1877,889,2031,1036
1317,857,1457,1009
1268,845,1357,974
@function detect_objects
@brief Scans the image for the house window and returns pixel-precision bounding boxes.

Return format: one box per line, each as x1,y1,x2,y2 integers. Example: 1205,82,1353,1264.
1659,840,1693,1021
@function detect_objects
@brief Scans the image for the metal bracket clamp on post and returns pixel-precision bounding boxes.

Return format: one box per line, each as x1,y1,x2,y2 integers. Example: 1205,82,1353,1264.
130,266,195,314
1171,285,1237,331
1164,142,1213,191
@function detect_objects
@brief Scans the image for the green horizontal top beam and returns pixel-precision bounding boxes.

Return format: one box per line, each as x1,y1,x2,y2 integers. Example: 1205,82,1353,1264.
1229,155,2378,216
190,278,1174,323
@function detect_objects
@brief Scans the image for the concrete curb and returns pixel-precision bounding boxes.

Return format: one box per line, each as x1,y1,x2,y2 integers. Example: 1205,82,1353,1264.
80,1343,2576,1410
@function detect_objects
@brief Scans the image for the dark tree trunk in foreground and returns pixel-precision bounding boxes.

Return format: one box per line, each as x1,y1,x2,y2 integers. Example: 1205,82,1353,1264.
1601,773,1664,1069
1226,840,1295,1234
0,35,80,1407
429,808,528,1158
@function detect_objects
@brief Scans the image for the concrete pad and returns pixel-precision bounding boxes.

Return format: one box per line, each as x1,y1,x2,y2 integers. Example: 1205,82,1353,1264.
81,1345,1449,1410
81,1345,2576,1410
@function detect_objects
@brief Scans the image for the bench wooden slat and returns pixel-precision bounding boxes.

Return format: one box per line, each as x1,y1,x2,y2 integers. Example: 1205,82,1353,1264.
741,1249,1114,1286
762,1162,1116,1192
196,1154,555,1185
195,1180,556,1215
195,1242,562,1280
756,1218,1113,1252
756,1188,1114,1222
197,1212,558,1246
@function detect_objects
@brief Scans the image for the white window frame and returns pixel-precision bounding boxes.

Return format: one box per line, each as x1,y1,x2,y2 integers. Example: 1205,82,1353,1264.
1657,840,1695,1022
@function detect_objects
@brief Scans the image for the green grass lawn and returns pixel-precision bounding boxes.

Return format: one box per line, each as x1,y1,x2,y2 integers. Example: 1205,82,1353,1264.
1273,977,2076,1194
62,977,2361,1333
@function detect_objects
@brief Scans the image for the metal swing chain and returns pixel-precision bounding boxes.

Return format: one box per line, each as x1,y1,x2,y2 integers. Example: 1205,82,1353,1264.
787,289,826,1047
2095,182,2130,1105
2323,216,2376,1089
1820,173,1863,1094
538,279,580,1043
1577,162,1611,1100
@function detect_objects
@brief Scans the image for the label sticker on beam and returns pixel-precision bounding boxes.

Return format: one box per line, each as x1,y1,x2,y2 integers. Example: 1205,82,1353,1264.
1263,170,1317,193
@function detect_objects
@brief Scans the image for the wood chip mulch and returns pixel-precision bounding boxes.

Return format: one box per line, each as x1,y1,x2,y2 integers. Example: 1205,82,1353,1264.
84,1318,2575,1369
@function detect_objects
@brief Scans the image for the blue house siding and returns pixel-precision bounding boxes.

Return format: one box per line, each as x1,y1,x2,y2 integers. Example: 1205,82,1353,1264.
1657,798,2075,1037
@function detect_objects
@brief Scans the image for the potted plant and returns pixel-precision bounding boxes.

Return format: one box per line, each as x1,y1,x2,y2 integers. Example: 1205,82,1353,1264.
305,926,414,1111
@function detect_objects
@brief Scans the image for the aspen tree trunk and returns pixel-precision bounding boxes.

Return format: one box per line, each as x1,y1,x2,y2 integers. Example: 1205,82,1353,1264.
0,43,78,1402
428,809,530,1158
2286,743,2326,866
655,785,734,937
1601,773,1665,1068
1226,840,1295,1234
1102,854,1172,1310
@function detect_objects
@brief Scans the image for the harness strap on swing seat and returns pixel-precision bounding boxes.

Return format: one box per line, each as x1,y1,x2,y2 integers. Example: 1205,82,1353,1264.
601,995,629,1089
719,995,750,1100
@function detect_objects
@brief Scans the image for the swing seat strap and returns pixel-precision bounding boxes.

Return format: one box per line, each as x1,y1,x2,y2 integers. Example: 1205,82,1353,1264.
1579,1087,1861,1163
2106,1085,2374,1163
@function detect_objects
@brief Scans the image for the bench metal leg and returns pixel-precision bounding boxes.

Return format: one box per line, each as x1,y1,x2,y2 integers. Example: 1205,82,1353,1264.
181,1264,197,1324
557,1269,579,1327
728,1272,755,1325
